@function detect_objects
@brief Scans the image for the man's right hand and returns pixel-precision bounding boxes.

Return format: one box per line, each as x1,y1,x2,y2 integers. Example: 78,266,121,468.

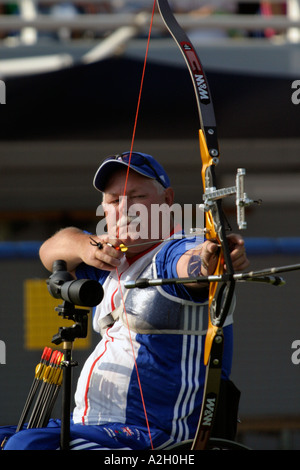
86,235,123,271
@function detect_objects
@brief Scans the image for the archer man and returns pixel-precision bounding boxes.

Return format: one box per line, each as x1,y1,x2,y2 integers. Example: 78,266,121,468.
0,152,249,450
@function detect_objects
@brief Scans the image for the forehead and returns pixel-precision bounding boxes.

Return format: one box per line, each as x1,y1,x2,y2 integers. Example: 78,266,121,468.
103,168,153,195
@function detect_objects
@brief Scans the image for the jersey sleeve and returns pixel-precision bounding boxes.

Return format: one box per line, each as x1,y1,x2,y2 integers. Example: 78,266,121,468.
75,262,109,285
155,236,208,303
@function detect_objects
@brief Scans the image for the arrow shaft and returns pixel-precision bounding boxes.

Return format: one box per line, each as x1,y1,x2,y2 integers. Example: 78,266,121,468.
125,263,300,289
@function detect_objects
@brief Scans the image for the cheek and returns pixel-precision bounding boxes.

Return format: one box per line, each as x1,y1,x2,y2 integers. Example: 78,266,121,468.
104,205,118,226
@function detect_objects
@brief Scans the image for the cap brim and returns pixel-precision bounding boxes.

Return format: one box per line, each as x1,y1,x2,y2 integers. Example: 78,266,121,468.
93,160,156,192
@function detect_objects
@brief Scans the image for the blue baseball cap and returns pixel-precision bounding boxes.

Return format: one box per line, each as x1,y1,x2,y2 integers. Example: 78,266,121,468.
93,151,170,192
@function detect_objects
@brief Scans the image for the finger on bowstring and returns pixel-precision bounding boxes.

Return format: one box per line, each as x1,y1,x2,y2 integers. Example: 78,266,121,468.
90,236,125,254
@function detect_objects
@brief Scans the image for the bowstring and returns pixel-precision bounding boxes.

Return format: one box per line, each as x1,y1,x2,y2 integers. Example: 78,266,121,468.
116,0,157,450
123,0,157,195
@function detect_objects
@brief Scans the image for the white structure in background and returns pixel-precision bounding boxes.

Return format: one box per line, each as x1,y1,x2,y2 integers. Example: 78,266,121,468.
287,0,300,41
19,0,37,45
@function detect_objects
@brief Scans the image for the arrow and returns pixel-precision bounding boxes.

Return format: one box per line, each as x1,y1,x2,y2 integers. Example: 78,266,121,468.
26,350,64,429
125,262,300,290
89,233,208,253
16,347,52,432
35,353,64,428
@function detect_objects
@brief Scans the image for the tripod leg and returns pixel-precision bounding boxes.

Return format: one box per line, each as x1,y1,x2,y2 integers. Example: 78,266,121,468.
60,342,73,451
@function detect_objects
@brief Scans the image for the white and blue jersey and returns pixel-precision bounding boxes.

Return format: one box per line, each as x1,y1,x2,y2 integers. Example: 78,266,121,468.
73,237,234,445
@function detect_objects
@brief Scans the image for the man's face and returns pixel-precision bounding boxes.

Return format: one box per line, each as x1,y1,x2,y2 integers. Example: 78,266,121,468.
102,167,174,255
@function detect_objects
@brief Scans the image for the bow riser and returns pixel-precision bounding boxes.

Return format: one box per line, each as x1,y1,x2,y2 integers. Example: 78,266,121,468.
199,129,235,364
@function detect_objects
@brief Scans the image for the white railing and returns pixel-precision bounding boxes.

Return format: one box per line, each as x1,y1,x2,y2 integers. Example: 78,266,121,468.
0,0,299,44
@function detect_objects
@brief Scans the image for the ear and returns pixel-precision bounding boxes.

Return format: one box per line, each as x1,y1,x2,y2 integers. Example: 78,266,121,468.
164,187,175,206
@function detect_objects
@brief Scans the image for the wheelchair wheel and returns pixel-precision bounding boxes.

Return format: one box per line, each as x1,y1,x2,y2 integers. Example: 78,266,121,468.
166,438,251,450
208,438,251,450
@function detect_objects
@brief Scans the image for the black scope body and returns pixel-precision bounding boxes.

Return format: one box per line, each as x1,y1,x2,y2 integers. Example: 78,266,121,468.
47,260,103,307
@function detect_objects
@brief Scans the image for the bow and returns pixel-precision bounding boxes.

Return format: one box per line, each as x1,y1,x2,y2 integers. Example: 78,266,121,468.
155,0,240,450
156,0,237,355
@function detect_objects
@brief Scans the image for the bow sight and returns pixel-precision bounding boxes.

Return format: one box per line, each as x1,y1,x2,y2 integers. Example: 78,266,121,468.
200,167,262,231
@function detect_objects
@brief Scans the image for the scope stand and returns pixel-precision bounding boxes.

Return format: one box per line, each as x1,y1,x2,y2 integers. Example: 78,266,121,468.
51,301,89,451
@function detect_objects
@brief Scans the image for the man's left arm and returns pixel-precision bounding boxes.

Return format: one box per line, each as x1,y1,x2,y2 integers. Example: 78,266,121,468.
176,234,250,284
